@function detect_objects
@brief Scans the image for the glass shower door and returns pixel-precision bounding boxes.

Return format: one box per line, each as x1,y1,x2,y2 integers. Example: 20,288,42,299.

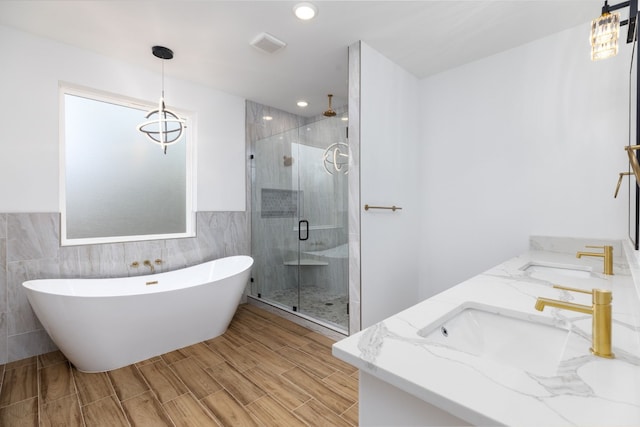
250,116,349,332
295,117,349,330
251,128,301,311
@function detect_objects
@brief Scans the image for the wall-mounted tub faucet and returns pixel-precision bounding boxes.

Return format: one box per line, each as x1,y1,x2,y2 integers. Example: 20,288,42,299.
143,260,155,274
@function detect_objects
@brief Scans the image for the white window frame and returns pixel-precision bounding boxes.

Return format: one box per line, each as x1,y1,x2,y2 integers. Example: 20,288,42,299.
59,82,196,246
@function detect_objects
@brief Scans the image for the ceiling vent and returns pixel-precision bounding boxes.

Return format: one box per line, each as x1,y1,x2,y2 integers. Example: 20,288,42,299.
250,32,287,54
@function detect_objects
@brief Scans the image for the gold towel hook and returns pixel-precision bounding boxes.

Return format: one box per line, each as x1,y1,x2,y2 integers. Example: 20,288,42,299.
614,172,633,198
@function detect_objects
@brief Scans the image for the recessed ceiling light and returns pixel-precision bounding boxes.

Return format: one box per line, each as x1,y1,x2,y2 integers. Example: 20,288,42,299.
297,100,309,107
263,116,273,121
341,116,348,121
293,2,317,20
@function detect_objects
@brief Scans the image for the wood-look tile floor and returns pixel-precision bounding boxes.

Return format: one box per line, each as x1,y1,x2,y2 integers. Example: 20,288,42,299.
0,304,358,426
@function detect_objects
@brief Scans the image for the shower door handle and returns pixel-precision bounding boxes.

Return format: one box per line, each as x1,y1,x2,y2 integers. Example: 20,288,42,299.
298,220,309,241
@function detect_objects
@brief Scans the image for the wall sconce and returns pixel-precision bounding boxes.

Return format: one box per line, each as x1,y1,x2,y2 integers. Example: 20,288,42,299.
137,46,186,155
591,5,621,60
591,1,637,61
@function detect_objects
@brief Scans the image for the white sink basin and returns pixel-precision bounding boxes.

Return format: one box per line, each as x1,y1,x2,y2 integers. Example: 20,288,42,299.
418,304,573,377
522,262,592,278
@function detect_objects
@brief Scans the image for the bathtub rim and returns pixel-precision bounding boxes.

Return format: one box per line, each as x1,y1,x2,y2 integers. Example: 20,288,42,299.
22,254,254,298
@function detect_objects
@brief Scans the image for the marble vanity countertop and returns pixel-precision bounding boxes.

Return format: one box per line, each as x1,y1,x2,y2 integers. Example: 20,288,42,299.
333,241,640,426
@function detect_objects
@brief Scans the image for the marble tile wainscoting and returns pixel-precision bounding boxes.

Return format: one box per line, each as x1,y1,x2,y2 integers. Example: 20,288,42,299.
0,211,249,364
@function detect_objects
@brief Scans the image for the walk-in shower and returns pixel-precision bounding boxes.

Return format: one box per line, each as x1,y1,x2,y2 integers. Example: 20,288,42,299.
249,106,349,333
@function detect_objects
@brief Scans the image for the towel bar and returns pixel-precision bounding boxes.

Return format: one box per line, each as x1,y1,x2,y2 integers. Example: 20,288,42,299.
364,204,402,212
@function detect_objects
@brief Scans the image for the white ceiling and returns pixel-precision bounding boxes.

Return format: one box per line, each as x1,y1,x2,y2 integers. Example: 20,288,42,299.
0,1,606,116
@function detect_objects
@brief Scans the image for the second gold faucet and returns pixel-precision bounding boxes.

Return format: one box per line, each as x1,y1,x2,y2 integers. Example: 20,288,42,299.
576,245,613,275
535,285,614,359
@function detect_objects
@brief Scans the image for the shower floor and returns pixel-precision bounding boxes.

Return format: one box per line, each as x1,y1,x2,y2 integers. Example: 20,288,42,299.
261,285,348,331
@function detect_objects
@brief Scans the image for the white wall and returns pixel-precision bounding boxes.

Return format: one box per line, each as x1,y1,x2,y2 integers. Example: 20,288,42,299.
0,24,246,213
360,42,421,328
419,23,631,298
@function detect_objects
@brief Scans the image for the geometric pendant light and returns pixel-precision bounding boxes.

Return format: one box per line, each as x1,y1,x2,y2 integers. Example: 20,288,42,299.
137,46,186,154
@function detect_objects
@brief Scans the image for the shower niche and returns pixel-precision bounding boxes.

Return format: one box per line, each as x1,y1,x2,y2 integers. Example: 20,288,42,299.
249,106,349,333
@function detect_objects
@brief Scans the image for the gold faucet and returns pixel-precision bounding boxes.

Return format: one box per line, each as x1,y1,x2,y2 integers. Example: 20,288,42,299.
143,260,155,274
535,285,614,358
576,245,613,275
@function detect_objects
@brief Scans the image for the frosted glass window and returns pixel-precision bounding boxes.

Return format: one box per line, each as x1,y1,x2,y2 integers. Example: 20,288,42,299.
60,85,195,245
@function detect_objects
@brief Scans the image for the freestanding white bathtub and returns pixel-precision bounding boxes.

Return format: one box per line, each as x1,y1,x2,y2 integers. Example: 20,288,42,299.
22,255,253,372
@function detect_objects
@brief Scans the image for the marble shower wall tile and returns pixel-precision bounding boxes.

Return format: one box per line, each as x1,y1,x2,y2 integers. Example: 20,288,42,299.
0,213,6,238
0,210,249,364
60,242,127,278
7,213,60,262
246,101,303,142
0,214,7,314
0,312,6,364
163,235,203,270
7,258,60,335
195,211,250,258
0,214,6,363
8,329,57,362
